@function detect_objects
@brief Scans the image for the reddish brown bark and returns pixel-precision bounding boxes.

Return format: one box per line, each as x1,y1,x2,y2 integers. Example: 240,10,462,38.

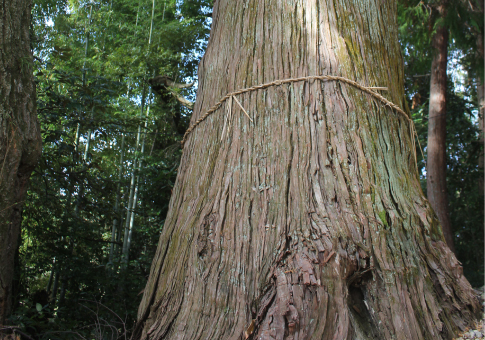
0,0,42,326
133,1,479,339
426,3,455,253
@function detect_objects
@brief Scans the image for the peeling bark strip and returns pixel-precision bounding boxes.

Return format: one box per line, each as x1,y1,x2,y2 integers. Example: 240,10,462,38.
133,1,479,339
0,0,42,325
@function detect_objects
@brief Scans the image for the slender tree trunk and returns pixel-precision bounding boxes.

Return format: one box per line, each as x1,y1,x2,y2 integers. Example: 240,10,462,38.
83,127,92,162
477,32,484,196
125,82,154,266
122,1,156,267
51,271,59,302
122,87,146,267
117,213,124,252
122,160,138,267
427,3,454,253
109,134,125,266
0,0,42,325
74,5,92,164
125,172,140,265
58,277,67,305
46,259,55,293
149,0,156,46
123,107,151,266
76,113,93,216
134,1,479,339
74,124,81,163
76,7,94,218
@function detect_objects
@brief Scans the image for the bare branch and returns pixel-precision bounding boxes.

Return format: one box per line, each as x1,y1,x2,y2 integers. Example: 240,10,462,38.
170,90,194,109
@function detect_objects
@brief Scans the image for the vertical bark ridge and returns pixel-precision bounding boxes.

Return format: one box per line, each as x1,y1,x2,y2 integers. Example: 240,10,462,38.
133,1,479,339
0,0,42,324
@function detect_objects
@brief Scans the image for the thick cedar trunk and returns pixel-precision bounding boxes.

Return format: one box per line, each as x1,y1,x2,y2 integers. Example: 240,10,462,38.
427,7,455,253
0,0,42,325
134,1,479,339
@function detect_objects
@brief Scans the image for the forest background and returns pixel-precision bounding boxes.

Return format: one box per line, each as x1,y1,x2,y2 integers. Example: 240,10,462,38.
2,0,483,338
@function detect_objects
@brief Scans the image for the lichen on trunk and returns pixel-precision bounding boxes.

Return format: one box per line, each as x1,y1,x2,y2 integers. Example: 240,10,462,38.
133,1,480,339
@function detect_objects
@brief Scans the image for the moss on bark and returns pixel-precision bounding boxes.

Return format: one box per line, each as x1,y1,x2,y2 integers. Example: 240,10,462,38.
133,1,480,339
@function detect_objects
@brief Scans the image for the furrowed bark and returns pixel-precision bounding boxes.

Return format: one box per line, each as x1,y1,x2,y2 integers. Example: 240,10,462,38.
134,1,479,339
427,3,455,253
0,0,42,325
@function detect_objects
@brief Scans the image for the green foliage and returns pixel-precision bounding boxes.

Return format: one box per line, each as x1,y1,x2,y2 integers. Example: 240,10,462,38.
12,0,210,337
10,0,483,337
398,0,484,95
399,0,484,287
446,96,484,286
410,83,484,287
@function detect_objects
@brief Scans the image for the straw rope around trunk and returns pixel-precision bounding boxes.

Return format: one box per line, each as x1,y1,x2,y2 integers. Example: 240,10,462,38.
181,75,423,169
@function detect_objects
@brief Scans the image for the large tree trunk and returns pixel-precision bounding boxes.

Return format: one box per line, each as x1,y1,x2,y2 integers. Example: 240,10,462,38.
0,0,42,326
426,3,455,253
133,1,479,339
